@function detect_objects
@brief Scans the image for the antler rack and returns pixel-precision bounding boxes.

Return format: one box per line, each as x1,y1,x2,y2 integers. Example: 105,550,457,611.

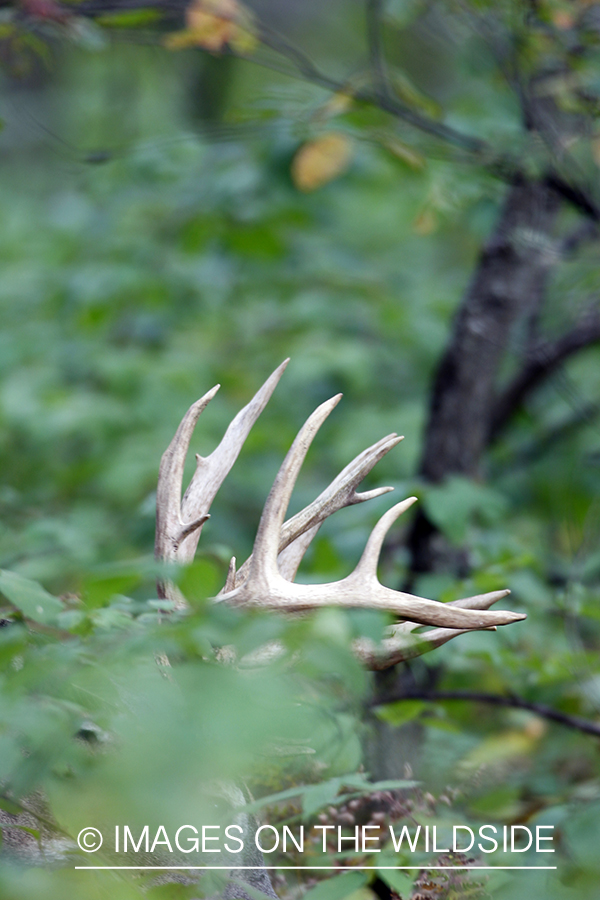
155,360,525,669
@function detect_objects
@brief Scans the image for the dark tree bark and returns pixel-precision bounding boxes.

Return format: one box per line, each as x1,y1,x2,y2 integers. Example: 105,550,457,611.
407,177,562,577
367,177,567,784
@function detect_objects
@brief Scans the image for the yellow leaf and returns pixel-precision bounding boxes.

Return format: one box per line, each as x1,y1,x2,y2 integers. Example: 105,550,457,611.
291,133,353,192
165,0,257,55
315,91,354,121
186,9,233,52
228,21,257,55
187,0,238,24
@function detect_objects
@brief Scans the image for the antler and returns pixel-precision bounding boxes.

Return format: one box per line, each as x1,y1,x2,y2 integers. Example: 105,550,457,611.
155,359,290,605
155,361,525,665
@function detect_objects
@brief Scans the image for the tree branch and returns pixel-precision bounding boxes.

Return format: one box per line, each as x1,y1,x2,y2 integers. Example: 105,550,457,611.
17,0,600,223
510,401,600,469
255,22,487,154
259,5,600,225
489,302,600,442
70,0,483,155
366,0,389,101
544,172,600,224
369,689,600,738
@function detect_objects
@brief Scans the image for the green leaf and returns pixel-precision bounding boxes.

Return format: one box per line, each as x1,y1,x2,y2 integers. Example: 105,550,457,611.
302,779,345,818
378,868,415,896
302,871,368,900
96,8,163,28
366,779,420,791
374,700,425,727
0,570,63,625
421,476,508,544
177,558,225,605
12,825,40,840
82,558,160,608
0,795,23,816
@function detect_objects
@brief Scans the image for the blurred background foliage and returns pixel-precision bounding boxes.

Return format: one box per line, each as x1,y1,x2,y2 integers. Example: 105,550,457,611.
0,0,600,898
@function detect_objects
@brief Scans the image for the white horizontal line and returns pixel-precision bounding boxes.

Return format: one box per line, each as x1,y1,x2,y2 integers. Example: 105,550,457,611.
75,865,557,871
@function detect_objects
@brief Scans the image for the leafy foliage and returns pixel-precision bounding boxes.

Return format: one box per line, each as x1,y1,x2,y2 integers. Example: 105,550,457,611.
0,3,600,898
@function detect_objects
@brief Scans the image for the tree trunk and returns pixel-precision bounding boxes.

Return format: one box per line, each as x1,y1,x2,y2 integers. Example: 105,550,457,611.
407,177,562,578
368,177,563,782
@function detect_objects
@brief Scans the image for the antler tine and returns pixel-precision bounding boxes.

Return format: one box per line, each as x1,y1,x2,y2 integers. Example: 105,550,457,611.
390,589,513,637
223,557,237,593
355,589,512,669
336,516,524,628
230,432,403,590
280,433,403,548
449,588,511,609
355,497,418,576
354,625,494,669
155,384,220,564
176,359,290,564
155,360,289,603
245,393,343,582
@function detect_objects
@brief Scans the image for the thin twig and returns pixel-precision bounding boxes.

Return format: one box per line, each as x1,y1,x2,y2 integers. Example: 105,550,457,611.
489,301,600,441
508,401,600,469
24,0,600,221
255,22,487,154
369,689,600,738
366,0,389,101
257,3,600,222
544,173,600,223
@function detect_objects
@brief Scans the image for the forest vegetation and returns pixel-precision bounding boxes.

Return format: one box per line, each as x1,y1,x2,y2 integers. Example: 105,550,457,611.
0,1,600,898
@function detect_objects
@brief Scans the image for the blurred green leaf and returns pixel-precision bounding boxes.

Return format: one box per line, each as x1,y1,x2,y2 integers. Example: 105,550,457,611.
302,872,368,900
421,476,508,544
0,570,63,625
378,868,414,896
374,700,425,727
